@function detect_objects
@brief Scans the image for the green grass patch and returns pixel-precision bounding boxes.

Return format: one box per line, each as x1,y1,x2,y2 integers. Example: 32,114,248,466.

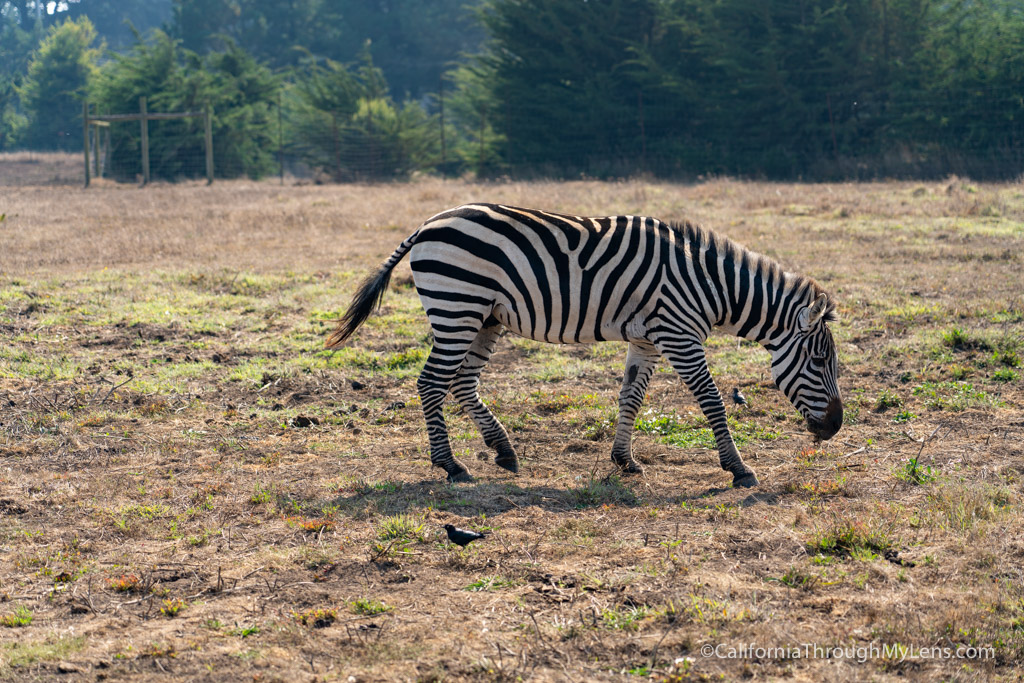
160,598,188,617
992,368,1019,382
809,513,895,561
912,381,1002,411
568,475,638,508
318,345,427,377
350,598,392,615
990,309,1024,324
464,575,517,592
601,605,652,631
675,594,752,625
942,327,991,352
884,303,946,324
1,634,86,672
875,389,904,411
925,482,1013,534
372,514,426,555
291,607,337,628
766,566,821,590
633,409,782,449
991,349,1021,368
0,346,83,381
0,606,33,628
891,409,916,423
895,457,937,485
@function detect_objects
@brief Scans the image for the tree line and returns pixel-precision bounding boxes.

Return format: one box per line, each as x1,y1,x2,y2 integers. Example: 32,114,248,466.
2,0,1022,180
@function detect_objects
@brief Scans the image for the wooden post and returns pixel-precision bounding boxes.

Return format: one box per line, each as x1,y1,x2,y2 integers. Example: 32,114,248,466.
83,100,90,188
140,96,150,185
204,103,214,184
102,126,109,178
277,91,284,185
331,112,340,179
92,124,100,179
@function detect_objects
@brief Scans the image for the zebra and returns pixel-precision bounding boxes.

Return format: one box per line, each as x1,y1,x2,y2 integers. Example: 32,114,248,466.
326,203,842,487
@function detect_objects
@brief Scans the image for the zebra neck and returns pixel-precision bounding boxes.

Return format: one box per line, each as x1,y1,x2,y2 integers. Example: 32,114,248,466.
714,261,814,347
666,219,816,347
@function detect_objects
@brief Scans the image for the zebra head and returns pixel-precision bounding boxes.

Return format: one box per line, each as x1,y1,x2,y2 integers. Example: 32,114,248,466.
769,292,843,441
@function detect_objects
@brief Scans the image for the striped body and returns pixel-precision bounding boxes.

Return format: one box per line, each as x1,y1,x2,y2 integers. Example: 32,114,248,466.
328,203,843,486
412,206,668,344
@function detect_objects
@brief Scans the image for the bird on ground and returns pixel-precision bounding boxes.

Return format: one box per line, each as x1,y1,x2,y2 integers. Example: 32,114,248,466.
444,524,488,547
732,387,748,406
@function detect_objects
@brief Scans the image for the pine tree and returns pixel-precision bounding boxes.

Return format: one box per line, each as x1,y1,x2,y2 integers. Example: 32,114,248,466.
17,17,101,150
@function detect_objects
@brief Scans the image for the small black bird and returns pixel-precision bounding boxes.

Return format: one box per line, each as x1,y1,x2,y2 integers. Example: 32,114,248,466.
732,387,748,406
444,524,488,547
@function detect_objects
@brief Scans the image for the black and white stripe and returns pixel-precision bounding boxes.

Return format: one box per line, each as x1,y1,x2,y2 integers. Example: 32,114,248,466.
327,203,842,486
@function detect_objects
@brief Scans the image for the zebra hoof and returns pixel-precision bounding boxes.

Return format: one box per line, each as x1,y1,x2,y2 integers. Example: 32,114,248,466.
494,443,519,474
619,460,644,475
446,469,474,484
494,455,519,474
732,472,759,488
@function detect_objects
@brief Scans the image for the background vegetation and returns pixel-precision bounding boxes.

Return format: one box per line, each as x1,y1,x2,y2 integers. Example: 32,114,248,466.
1,0,1022,178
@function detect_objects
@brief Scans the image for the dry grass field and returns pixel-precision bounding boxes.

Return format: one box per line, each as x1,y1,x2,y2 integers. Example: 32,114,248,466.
0,152,85,187
1,166,1023,681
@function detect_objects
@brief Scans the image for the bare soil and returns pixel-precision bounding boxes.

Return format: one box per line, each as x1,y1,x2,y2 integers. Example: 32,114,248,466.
1,171,1023,682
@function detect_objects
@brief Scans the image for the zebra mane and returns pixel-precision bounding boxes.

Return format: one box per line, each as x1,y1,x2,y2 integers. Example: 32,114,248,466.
667,218,838,323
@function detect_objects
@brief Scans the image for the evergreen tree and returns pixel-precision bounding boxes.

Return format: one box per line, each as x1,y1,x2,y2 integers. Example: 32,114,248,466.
17,16,101,150
478,0,659,177
906,0,1024,175
0,76,26,150
0,4,43,83
287,50,437,180
90,31,278,180
62,0,173,50
171,0,485,100
443,62,506,176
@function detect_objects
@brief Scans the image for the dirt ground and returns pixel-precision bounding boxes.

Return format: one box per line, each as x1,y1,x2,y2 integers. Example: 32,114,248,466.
1,169,1023,681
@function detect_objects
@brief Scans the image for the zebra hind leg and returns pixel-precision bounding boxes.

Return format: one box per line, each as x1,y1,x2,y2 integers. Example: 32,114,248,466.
449,321,518,474
610,342,660,474
417,338,480,483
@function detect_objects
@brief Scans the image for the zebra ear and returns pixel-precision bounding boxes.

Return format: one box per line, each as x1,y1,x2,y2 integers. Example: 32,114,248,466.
798,294,830,331
808,293,830,327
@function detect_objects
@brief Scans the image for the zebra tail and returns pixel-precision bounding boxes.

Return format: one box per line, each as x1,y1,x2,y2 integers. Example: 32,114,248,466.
324,230,420,349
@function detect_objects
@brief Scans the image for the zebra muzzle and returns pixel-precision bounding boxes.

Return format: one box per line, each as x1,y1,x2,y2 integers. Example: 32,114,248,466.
807,397,843,440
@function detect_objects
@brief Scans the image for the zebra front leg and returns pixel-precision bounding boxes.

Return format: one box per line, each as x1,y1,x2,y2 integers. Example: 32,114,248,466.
655,337,758,488
449,323,518,473
417,343,476,483
610,342,660,474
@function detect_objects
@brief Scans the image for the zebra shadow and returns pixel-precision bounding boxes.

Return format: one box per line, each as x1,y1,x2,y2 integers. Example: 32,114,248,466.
683,488,781,508
315,477,643,520
293,475,779,522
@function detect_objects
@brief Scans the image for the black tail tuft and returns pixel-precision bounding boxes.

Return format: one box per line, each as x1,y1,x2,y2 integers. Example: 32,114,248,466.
325,265,395,349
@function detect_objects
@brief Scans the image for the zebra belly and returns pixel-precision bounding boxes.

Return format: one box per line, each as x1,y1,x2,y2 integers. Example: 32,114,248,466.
492,302,632,344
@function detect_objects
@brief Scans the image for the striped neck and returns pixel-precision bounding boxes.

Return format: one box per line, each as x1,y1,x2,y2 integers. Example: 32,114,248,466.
668,219,820,345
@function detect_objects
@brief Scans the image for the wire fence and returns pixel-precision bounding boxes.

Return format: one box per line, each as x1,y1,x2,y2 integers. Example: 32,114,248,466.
2,86,1023,186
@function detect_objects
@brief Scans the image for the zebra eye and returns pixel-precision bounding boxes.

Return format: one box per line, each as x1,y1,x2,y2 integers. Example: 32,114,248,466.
809,354,826,369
